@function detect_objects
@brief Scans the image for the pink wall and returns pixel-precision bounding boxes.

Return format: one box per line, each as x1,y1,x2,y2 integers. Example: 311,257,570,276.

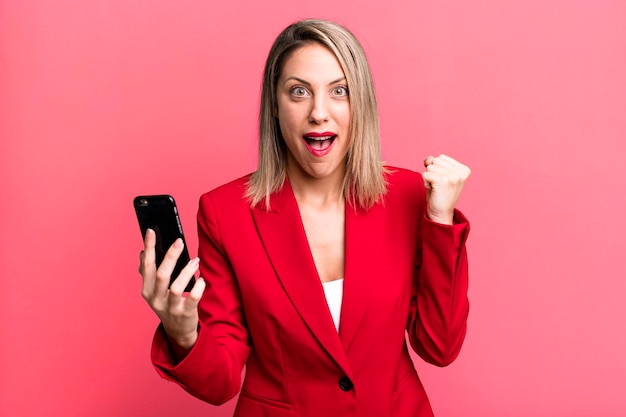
2,1,625,416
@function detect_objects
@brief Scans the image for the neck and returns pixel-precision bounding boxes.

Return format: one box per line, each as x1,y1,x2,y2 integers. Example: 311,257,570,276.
287,165,345,209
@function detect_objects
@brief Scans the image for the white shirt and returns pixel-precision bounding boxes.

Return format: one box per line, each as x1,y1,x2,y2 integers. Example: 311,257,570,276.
322,278,344,332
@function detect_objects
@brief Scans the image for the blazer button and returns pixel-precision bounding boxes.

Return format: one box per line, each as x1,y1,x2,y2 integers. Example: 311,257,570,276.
338,376,353,391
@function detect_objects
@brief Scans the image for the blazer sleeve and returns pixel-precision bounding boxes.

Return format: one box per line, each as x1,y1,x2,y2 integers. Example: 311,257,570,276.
407,178,471,367
150,192,250,404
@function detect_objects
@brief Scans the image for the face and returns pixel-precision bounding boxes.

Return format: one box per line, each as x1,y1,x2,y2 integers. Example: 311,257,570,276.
276,42,351,184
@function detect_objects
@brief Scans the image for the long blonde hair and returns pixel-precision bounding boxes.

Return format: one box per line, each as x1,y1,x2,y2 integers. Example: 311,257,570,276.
246,19,387,209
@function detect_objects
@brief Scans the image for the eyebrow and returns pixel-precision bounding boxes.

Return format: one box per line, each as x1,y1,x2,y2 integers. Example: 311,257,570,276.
282,76,346,87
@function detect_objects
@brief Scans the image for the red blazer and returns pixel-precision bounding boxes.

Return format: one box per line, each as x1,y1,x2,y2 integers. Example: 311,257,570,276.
151,167,470,417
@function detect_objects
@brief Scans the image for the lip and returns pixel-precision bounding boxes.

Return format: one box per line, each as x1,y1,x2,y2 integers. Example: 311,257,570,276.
302,132,337,157
304,131,335,137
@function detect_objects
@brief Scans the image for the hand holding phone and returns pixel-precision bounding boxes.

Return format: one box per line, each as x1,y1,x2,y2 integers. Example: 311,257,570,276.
134,195,195,292
135,195,205,351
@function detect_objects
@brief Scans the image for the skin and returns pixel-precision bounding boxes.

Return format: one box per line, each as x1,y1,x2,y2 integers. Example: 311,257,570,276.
138,42,471,354
276,43,351,283
139,231,203,352
422,154,472,225
276,43,351,195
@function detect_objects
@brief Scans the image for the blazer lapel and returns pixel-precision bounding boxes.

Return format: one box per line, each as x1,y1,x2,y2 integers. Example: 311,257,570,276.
339,200,385,352
251,180,352,376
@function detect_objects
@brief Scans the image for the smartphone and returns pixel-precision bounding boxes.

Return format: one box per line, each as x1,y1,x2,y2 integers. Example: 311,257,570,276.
133,195,195,292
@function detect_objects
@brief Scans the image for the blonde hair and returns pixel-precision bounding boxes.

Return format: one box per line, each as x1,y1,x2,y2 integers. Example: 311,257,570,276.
246,19,387,209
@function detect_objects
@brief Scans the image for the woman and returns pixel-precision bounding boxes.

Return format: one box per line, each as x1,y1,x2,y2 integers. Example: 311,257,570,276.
140,19,471,417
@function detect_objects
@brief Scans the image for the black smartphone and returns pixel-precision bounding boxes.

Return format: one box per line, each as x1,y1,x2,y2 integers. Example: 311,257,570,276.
133,195,195,292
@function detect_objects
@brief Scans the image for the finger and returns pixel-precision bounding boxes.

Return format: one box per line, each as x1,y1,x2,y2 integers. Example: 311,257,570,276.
425,169,465,189
154,238,185,297
426,158,471,186
140,229,157,298
425,161,450,175
430,154,459,171
425,160,461,181
423,155,435,168
422,171,435,190
436,154,457,164
169,257,200,297
423,169,465,195
142,228,156,266
425,156,454,173
186,277,207,307
437,154,472,177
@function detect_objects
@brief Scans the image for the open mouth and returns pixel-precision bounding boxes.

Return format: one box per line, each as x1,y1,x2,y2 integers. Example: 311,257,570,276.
303,134,336,153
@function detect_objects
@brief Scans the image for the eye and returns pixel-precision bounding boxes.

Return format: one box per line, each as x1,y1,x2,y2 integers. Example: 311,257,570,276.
290,86,309,97
332,86,349,97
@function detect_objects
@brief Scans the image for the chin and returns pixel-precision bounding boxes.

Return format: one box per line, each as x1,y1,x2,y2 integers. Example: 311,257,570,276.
305,164,344,180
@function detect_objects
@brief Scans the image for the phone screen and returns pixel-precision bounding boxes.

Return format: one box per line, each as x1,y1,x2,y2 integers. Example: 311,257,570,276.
134,195,195,292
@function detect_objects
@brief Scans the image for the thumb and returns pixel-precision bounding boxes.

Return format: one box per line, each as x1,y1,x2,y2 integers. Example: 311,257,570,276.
422,171,436,190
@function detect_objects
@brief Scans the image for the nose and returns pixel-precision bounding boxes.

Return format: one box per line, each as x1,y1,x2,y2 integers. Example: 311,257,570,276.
308,95,329,124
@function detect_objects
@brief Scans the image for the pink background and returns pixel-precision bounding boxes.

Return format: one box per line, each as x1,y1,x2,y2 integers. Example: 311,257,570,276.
2,0,625,416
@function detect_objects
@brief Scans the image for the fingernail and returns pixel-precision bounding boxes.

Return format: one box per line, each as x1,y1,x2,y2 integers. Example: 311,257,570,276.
191,257,200,265
174,238,183,248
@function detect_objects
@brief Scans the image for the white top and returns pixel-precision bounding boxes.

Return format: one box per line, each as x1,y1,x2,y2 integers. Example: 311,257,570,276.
322,278,344,332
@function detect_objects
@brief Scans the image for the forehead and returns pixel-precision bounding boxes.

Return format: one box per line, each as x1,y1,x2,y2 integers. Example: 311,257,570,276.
279,43,345,82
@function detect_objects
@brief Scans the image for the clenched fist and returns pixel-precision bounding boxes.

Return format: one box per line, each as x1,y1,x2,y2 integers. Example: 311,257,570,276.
422,154,471,225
